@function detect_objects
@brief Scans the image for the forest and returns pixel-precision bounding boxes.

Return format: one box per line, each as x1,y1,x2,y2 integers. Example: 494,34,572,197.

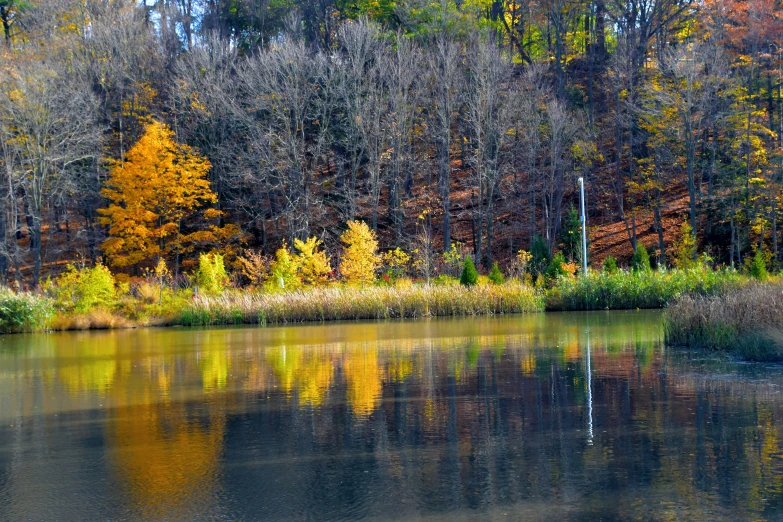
0,0,782,286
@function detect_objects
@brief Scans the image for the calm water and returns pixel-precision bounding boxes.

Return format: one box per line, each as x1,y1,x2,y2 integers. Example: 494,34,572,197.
1,311,783,521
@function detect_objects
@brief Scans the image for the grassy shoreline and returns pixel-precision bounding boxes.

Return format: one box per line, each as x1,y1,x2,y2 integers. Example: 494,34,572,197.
0,268,769,344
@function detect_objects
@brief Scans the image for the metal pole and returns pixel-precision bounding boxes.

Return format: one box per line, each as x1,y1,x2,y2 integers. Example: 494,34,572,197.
579,177,588,274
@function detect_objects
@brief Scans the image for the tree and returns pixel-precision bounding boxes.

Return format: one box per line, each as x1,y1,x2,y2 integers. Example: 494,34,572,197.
0,58,100,284
340,220,380,284
488,262,505,284
560,204,582,263
99,120,218,273
460,256,478,286
631,243,651,272
673,219,698,269
294,236,332,285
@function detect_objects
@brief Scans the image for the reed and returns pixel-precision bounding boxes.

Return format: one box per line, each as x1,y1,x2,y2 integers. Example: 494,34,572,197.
664,282,783,361
547,267,744,311
0,287,54,333
180,282,544,326
50,308,136,331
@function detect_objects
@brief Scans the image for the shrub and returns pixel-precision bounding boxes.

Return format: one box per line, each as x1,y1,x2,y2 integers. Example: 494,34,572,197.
509,249,533,279
488,262,505,285
442,242,466,277
381,247,411,281
747,249,769,281
53,263,118,313
603,256,618,274
266,244,301,291
673,219,697,269
631,243,651,272
560,205,583,263
340,220,380,284
195,253,229,295
530,235,550,276
0,287,54,333
238,249,269,288
294,237,331,285
545,252,569,282
460,256,478,286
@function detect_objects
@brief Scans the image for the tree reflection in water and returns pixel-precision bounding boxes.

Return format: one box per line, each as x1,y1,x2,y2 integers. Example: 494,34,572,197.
1,311,783,520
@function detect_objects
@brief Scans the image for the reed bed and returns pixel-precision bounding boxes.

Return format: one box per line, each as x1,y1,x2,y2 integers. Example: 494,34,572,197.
547,267,743,311
0,287,54,333
180,282,544,326
665,282,783,361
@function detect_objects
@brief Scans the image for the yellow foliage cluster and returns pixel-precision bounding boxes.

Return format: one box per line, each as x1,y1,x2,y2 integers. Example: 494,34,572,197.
294,237,332,285
340,221,381,284
99,120,218,269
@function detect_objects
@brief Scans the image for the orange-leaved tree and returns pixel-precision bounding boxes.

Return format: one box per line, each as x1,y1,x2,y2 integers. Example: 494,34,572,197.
99,120,220,274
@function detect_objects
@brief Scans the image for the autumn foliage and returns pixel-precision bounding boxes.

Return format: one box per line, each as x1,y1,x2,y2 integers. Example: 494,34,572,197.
98,121,221,272
339,221,380,284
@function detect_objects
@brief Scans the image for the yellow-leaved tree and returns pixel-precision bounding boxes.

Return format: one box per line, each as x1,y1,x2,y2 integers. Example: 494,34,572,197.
294,237,331,285
340,221,380,284
99,120,222,273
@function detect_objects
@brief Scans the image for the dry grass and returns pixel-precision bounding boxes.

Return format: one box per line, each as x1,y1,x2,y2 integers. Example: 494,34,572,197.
180,282,544,326
51,308,136,331
665,282,783,361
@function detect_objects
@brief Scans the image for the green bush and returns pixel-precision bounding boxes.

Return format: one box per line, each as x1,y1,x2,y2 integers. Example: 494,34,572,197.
545,252,568,282
748,249,769,280
52,263,118,313
488,262,505,285
631,243,651,272
460,256,478,286
0,287,54,333
195,253,229,295
560,205,582,263
603,256,618,274
530,235,550,276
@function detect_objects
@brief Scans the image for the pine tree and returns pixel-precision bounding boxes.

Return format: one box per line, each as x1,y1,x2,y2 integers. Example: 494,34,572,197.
460,256,478,286
631,243,651,272
488,262,504,284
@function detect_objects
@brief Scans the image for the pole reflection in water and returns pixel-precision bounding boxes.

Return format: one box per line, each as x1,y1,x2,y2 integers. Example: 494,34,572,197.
0,310,782,521
586,326,593,445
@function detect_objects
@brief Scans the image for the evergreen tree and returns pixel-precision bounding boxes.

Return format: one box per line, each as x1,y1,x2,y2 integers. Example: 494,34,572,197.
560,205,582,263
631,243,651,272
460,256,478,286
488,262,504,284
530,235,551,276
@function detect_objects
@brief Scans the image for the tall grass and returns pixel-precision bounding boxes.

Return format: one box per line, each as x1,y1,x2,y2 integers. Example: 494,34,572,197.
180,282,544,326
665,282,783,361
547,267,744,311
0,287,54,333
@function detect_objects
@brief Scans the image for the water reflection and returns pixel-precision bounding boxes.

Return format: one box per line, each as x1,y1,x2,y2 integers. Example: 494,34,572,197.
0,311,782,520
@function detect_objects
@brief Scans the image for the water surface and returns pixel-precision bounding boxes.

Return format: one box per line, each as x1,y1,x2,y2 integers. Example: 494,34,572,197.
2,311,783,521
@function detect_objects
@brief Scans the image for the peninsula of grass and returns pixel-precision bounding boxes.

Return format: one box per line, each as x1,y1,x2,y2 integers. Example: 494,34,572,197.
664,282,783,362
546,266,744,311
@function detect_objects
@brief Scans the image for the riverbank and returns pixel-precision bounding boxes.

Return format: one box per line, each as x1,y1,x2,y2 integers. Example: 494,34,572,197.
0,267,764,334
665,282,783,361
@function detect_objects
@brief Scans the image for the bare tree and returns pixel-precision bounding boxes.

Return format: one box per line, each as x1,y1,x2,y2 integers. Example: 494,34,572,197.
464,37,512,265
0,60,100,283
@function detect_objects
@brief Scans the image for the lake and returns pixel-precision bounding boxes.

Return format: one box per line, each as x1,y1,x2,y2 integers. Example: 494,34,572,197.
1,311,782,521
